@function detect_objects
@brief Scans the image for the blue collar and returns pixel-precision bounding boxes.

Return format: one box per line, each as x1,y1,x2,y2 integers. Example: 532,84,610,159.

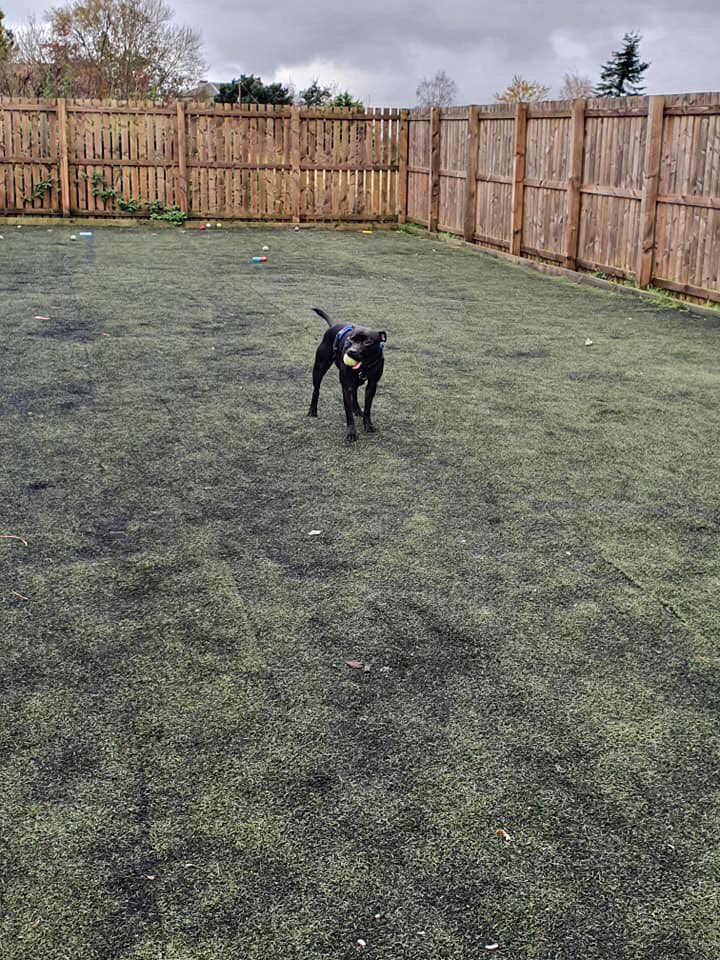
335,324,353,343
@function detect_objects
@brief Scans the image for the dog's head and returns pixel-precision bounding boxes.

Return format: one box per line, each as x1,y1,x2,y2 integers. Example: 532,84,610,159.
344,325,387,362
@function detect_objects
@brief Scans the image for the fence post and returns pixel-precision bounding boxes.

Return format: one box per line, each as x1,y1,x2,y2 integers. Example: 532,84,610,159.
564,98,586,269
463,105,480,242
637,95,665,288
175,101,189,216
428,107,441,233
397,109,409,224
290,105,301,224
510,101,527,256
56,98,71,217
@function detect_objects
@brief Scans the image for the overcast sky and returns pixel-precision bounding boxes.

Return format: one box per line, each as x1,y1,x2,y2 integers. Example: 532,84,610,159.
3,0,718,105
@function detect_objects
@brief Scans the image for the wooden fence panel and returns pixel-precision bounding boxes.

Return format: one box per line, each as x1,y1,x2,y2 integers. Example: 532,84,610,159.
653,93,720,299
522,106,570,261
576,98,647,276
474,114,514,248
64,101,179,217
407,111,430,225
438,109,468,235
296,107,399,221
0,98,58,214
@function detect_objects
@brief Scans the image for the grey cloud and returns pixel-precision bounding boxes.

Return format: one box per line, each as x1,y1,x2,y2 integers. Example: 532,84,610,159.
5,0,719,104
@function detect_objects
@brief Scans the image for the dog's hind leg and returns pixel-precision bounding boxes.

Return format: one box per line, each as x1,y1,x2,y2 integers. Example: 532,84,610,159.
308,348,332,417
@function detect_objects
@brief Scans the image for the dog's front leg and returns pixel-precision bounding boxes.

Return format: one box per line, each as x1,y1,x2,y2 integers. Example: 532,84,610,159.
341,379,358,442
363,380,378,433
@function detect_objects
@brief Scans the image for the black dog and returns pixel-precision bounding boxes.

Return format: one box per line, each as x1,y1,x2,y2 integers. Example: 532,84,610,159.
308,307,387,442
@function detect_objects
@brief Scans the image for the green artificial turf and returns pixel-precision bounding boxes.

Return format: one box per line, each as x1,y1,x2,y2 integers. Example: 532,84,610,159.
1,224,719,960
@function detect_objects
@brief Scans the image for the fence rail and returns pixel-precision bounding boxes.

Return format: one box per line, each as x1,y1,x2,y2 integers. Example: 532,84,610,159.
1,93,719,302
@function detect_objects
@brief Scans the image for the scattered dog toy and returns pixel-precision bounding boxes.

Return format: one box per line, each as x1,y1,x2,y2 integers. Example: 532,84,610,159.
262,245,269,251
33,316,50,321
292,225,300,231
343,354,361,370
79,231,93,237
251,256,267,263
70,234,77,240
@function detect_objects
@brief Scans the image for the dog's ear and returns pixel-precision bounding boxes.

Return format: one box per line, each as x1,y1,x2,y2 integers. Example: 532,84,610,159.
378,331,387,342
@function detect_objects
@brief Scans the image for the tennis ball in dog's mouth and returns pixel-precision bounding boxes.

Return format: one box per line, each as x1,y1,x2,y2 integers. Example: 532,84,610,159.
343,353,360,368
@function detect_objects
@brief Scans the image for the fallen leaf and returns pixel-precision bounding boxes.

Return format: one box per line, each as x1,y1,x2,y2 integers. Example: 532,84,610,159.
485,943,499,951
34,316,51,321
495,828,513,842
308,530,322,536
584,338,594,346
346,660,364,669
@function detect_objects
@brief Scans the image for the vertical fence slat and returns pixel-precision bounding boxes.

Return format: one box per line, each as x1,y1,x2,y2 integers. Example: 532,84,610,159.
290,105,301,223
463,105,480,242
510,101,528,256
397,109,409,223
564,98,586,269
175,101,188,216
637,95,665,288
429,107,441,232
56,99,71,216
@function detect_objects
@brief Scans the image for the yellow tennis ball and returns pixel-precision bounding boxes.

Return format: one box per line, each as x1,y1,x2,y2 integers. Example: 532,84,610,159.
343,353,357,367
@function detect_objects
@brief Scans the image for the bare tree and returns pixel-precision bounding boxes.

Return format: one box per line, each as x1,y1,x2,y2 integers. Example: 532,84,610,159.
495,75,550,104
14,0,205,99
416,70,457,108
559,71,594,100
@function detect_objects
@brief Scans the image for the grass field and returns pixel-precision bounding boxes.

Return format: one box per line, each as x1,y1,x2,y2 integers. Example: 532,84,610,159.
1,224,719,960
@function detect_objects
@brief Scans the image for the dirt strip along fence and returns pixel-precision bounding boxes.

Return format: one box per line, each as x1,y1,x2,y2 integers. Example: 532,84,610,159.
1,93,719,302
405,93,720,303
0,99,402,223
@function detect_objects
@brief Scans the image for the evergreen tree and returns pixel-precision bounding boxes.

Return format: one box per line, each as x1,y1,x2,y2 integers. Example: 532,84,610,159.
332,90,363,108
594,32,649,97
215,74,292,105
299,79,332,106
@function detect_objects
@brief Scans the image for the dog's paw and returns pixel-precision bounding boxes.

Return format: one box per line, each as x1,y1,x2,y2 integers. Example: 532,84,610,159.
363,420,376,433
307,408,318,418
345,430,358,442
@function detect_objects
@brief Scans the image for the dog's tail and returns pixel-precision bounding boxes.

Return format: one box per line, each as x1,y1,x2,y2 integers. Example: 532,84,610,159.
312,306,334,327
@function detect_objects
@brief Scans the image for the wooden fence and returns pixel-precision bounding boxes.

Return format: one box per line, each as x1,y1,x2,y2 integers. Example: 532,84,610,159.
1,93,719,302
404,93,720,303
0,98,402,222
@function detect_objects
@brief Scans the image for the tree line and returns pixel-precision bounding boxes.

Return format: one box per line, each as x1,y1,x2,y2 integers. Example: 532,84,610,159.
0,4,650,108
